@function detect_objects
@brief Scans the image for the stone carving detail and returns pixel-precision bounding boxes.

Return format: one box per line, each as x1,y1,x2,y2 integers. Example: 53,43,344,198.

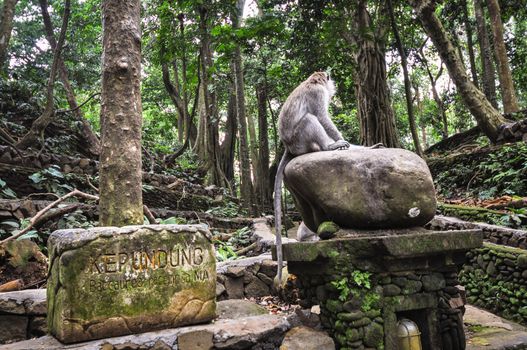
47,224,216,343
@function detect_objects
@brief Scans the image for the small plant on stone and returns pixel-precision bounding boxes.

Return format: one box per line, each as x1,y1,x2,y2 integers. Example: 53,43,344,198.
215,241,238,262
351,270,372,289
331,277,351,302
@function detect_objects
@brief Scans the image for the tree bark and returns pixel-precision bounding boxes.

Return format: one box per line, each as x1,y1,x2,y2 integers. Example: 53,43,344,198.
387,0,422,156
0,0,18,73
198,5,223,187
462,0,479,87
232,0,255,214
256,81,271,211
39,0,100,156
474,0,498,108
99,0,143,226
219,72,237,191
352,1,400,148
16,0,70,150
410,0,508,142
486,0,519,113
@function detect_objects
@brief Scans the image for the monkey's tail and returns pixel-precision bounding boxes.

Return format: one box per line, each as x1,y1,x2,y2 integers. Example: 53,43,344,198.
273,151,293,288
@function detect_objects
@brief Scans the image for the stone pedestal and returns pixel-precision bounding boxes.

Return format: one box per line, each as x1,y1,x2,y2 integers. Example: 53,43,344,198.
276,228,482,350
47,225,216,344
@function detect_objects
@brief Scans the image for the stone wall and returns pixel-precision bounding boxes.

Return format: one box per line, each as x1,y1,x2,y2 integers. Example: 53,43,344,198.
460,242,527,324
293,268,465,349
216,254,278,300
0,290,47,344
429,215,527,249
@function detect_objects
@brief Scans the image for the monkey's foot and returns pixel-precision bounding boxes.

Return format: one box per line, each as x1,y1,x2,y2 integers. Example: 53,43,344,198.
328,140,350,150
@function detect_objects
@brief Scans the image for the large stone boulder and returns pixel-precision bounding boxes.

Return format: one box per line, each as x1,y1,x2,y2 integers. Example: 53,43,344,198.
284,148,436,233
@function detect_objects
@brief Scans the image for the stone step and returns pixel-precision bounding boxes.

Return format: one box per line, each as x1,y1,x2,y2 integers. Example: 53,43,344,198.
0,310,294,350
465,305,527,350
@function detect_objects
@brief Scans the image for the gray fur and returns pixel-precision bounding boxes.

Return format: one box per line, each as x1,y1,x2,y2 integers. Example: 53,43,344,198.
273,72,350,288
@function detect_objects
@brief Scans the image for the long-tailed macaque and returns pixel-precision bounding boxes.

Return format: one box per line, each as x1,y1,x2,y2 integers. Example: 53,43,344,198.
273,72,350,287
273,72,383,287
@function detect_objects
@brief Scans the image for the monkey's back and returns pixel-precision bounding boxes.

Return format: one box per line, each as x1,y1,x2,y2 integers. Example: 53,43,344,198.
278,82,325,146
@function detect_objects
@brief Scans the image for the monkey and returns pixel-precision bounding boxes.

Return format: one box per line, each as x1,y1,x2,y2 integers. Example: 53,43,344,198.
272,72,384,288
273,71,351,288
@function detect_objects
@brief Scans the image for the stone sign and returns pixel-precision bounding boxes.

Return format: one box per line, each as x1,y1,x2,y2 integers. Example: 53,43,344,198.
47,224,216,344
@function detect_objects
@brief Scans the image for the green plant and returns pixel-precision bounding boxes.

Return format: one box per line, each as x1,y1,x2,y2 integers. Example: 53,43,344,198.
206,201,241,218
29,166,73,195
57,210,96,230
158,216,187,225
0,218,39,241
351,270,372,289
228,226,251,247
214,241,238,262
331,277,351,302
331,270,378,312
0,178,17,199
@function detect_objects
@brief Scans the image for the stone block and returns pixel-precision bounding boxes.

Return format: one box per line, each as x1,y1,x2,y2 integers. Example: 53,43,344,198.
47,224,216,343
0,315,27,344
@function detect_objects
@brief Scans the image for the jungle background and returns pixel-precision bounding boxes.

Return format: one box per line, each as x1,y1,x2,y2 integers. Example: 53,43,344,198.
0,0,527,328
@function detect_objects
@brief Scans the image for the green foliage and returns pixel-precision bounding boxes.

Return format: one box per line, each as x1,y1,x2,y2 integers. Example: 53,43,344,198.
0,218,38,241
0,178,17,199
228,226,252,247
157,216,187,225
351,270,372,289
29,166,73,195
215,241,238,262
476,144,527,197
212,226,251,262
434,143,527,199
332,277,351,302
206,201,242,218
57,209,96,230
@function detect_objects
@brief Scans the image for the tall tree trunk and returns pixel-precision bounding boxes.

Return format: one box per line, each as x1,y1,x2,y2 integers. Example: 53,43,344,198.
486,0,519,113
462,0,479,87
256,81,271,211
0,0,18,73
99,0,143,226
16,0,70,150
410,0,508,142
39,0,100,157
233,52,255,214
387,0,422,156
219,72,237,191
352,1,400,148
198,5,222,187
232,0,255,214
474,0,498,108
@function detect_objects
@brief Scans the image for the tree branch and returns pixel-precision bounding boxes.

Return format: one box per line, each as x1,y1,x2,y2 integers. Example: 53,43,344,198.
0,188,98,245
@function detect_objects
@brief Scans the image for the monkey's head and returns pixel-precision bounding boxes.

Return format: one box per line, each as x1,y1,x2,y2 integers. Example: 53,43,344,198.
307,71,336,97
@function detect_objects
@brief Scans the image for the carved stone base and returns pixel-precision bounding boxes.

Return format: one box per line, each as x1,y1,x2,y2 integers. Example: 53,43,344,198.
274,228,482,350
